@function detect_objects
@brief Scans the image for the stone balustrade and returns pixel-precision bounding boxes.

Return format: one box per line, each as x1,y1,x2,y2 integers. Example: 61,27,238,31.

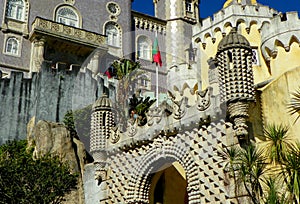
29,17,106,47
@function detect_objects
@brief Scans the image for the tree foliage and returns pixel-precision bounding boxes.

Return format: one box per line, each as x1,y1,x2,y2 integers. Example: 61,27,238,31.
129,93,156,126
288,88,300,123
0,140,78,204
220,125,300,204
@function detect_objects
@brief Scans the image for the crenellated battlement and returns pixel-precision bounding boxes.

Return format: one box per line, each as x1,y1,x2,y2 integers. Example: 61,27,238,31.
261,12,300,60
193,4,277,45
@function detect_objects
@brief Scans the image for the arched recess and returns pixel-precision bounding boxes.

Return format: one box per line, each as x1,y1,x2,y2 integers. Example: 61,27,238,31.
149,162,188,204
136,35,152,60
103,21,122,48
126,142,200,204
289,35,300,47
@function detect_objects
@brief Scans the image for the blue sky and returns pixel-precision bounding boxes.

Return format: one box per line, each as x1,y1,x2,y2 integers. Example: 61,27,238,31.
132,0,300,19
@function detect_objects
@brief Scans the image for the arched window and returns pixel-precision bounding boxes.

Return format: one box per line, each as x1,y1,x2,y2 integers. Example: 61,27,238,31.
5,37,19,55
6,0,25,21
185,0,193,12
56,6,79,27
137,36,151,60
105,23,120,47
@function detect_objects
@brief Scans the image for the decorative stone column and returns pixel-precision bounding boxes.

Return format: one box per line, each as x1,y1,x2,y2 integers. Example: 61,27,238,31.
31,38,46,72
90,49,108,76
216,28,255,141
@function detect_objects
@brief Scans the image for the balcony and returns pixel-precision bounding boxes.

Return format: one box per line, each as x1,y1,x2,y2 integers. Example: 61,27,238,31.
29,17,107,56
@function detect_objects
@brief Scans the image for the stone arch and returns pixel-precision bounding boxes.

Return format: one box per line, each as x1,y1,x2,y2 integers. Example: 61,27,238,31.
214,27,222,34
126,141,200,204
289,35,300,47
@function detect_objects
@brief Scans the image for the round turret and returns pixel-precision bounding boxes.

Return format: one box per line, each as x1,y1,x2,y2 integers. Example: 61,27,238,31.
92,93,113,111
223,0,257,8
217,27,251,53
216,27,254,103
216,27,255,140
90,93,115,153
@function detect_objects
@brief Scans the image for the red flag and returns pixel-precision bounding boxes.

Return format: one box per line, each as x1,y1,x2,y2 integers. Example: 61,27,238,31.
152,37,162,66
104,70,112,78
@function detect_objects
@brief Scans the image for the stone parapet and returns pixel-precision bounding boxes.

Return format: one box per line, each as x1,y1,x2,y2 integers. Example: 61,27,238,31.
260,12,300,60
193,4,276,44
132,11,167,34
103,84,225,154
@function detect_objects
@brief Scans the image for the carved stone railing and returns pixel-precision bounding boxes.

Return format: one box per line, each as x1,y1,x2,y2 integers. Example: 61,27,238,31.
132,11,166,34
29,17,106,47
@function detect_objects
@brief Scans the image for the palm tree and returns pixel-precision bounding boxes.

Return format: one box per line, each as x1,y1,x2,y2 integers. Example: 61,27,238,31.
280,143,300,204
219,144,267,204
218,146,241,200
263,124,292,165
238,144,267,204
110,58,147,129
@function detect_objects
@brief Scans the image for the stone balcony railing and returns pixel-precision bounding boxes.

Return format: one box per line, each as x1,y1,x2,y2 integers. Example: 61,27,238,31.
132,11,166,34
29,17,106,48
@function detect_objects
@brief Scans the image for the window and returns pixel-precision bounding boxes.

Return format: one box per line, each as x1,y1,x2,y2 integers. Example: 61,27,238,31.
188,47,196,62
138,73,150,90
56,6,79,27
227,51,234,69
252,49,260,65
6,0,25,21
185,0,192,12
105,23,120,47
5,37,19,55
137,36,151,60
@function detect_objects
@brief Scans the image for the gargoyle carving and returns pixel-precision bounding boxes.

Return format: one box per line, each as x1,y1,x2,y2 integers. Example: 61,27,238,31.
127,121,137,137
110,126,120,144
196,88,211,111
147,106,163,126
168,90,188,120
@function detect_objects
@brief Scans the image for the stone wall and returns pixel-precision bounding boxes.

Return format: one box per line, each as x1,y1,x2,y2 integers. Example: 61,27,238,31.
0,62,105,144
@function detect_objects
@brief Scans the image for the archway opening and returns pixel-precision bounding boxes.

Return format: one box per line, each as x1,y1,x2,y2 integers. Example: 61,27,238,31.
149,162,188,204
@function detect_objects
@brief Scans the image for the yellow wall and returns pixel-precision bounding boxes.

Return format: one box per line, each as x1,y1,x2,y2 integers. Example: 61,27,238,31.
269,42,300,78
149,163,187,204
259,66,300,141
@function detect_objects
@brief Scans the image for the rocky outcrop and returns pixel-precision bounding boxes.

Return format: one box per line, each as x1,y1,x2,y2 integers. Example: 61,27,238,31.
27,117,88,204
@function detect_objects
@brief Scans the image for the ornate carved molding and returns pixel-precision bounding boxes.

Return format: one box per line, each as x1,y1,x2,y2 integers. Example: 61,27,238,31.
227,101,250,139
29,17,106,47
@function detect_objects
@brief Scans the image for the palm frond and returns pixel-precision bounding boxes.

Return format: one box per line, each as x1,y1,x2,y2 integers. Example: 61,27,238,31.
288,88,300,123
264,177,287,204
218,146,241,173
263,124,292,164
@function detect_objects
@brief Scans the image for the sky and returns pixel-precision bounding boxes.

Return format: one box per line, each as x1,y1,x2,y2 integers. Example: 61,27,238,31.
132,0,300,19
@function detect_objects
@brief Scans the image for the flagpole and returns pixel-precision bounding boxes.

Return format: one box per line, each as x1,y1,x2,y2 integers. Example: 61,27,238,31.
155,31,159,107
156,64,158,107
